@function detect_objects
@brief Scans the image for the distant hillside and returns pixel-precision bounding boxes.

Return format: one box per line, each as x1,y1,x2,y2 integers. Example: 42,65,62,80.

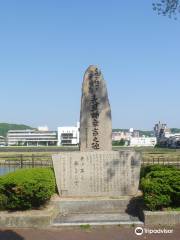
112,129,129,132
138,130,154,137
170,128,180,134
0,123,34,137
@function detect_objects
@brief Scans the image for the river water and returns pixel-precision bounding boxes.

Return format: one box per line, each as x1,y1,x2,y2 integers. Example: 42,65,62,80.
0,166,19,176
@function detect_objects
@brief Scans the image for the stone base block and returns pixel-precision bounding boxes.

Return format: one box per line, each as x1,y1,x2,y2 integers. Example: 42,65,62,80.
51,195,143,226
143,211,180,225
52,196,134,215
52,213,143,226
52,150,141,197
0,197,59,228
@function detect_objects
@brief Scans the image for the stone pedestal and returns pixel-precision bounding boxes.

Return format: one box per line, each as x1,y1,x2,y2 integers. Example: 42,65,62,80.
53,196,135,214
51,195,144,226
52,150,141,197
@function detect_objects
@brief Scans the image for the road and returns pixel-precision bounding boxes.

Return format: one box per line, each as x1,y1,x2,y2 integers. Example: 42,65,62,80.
0,226,180,240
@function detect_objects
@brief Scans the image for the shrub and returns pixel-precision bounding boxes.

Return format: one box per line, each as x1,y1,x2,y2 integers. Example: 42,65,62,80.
140,164,177,179
112,139,125,146
0,168,56,210
140,165,180,210
141,177,172,210
0,194,8,210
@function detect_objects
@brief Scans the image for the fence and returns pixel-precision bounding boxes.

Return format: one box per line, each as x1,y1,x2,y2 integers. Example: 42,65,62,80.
0,154,180,175
0,154,53,175
142,156,180,168
1,154,180,168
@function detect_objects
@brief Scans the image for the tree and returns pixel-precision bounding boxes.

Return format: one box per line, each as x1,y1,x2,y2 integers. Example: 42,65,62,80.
152,0,180,19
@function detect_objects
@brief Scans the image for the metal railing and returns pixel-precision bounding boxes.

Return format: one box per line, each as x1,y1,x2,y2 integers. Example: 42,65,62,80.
142,156,180,168
0,154,180,176
0,154,53,168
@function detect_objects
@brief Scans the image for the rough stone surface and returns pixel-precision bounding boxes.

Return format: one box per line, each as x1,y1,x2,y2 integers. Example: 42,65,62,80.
53,196,133,214
143,210,180,225
52,213,143,226
52,150,141,197
80,65,112,151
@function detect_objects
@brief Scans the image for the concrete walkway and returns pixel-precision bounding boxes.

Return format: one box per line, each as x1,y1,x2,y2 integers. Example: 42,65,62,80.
0,226,179,240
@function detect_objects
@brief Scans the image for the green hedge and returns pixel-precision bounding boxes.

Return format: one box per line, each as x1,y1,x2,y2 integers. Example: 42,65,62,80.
0,168,56,210
140,165,180,211
140,164,177,179
112,139,125,146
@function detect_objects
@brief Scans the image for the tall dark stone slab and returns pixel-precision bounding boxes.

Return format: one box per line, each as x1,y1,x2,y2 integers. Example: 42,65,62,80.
80,65,112,151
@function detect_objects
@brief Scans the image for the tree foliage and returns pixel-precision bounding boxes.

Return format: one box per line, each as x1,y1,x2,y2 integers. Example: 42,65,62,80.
153,0,180,19
0,123,34,137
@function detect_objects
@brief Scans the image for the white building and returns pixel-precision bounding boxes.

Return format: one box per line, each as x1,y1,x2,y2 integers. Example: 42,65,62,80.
0,136,5,146
167,134,180,148
112,128,140,142
112,131,131,141
58,122,80,146
38,126,49,131
7,129,58,146
129,137,157,147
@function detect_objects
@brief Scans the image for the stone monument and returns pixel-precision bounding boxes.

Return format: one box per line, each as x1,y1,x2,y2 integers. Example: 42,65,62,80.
52,65,141,198
80,65,112,151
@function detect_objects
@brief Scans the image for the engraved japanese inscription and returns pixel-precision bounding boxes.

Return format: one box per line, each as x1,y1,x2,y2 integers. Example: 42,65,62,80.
52,151,141,197
52,65,141,198
80,65,112,151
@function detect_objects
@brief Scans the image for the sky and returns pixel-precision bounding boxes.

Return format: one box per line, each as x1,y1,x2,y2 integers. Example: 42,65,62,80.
0,0,180,130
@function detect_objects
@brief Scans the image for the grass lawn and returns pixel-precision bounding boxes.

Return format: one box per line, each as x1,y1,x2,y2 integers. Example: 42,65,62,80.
139,147,180,161
0,151,53,162
0,146,78,161
113,146,180,161
165,207,180,211
0,146,180,162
